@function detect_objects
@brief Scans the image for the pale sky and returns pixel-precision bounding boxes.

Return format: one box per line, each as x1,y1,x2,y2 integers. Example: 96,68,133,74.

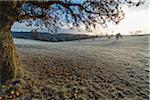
11,1,150,35
106,2,149,35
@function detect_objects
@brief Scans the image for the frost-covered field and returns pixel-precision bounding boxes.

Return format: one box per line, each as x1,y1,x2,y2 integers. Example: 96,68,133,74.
14,35,149,99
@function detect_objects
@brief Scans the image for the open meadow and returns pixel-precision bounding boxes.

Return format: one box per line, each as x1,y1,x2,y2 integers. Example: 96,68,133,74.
10,35,149,99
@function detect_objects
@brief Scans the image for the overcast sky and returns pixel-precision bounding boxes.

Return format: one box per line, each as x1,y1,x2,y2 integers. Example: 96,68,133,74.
11,1,149,35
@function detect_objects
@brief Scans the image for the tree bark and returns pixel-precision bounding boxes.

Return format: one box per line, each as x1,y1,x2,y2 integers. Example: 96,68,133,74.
0,24,21,83
0,1,21,83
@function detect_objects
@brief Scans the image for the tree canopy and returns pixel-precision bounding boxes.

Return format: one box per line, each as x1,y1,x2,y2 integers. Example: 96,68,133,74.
1,0,144,32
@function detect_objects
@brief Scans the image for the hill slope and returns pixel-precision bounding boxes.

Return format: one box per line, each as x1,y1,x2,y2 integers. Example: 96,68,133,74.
12,32,97,42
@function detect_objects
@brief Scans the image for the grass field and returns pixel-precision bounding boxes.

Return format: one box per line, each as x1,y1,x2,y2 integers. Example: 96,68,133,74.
3,35,149,99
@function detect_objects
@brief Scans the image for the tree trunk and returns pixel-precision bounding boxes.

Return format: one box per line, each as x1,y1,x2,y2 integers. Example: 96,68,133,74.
0,25,21,83
0,1,22,83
